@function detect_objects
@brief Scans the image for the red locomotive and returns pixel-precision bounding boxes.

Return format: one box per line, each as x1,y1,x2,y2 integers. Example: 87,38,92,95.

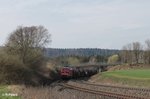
59,65,103,79
60,67,73,78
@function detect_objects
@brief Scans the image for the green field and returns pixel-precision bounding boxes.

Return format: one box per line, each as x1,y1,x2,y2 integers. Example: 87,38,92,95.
0,86,21,99
100,69,150,87
103,69,150,79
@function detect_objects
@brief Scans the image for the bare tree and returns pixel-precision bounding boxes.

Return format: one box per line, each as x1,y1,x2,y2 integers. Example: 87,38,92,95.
144,39,150,64
120,46,128,63
5,25,51,67
120,43,133,64
132,42,143,64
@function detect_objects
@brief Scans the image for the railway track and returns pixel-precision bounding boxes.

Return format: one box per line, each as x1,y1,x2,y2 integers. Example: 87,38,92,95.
60,83,148,99
74,80,150,92
70,80,150,98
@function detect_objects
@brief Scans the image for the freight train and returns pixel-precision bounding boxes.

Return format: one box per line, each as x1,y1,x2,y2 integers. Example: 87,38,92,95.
60,65,106,79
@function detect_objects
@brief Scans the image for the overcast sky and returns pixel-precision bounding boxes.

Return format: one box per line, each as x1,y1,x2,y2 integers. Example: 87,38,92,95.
0,0,150,49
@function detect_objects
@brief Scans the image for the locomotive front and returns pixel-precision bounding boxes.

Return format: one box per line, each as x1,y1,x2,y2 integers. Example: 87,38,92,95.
60,67,73,79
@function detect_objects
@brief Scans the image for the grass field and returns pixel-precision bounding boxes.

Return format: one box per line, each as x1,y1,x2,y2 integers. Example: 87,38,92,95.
99,69,150,87
0,85,21,99
103,69,150,79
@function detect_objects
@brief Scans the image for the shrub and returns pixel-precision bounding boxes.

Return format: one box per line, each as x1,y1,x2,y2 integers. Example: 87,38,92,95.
0,51,31,84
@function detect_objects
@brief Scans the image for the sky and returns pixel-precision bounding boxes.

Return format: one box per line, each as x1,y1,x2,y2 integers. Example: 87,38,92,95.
0,0,150,49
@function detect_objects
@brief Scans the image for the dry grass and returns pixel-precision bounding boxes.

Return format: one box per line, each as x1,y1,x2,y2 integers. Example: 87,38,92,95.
7,84,111,99
108,64,150,71
21,86,103,99
7,85,26,95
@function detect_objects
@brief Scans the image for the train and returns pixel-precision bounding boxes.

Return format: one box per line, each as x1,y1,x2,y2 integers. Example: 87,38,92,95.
59,65,106,79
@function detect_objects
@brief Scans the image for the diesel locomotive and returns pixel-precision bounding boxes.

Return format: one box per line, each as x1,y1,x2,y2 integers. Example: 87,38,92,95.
60,65,105,79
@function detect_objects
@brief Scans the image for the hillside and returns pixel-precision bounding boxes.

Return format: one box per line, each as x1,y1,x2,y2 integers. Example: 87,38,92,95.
90,65,150,88
45,48,120,58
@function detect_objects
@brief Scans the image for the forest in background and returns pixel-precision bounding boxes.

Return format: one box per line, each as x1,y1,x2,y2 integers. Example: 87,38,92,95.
45,48,119,58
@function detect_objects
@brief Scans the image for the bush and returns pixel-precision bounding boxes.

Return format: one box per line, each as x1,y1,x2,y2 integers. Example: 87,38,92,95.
0,51,31,84
108,54,119,64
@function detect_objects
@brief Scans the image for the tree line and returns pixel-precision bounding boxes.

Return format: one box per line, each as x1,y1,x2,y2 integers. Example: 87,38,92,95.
45,48,119,58
45,48,120,67
120,39,150,64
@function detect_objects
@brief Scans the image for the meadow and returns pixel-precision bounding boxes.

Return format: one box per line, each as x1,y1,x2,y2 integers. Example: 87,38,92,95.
103,69,150,79
99,69,150,87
